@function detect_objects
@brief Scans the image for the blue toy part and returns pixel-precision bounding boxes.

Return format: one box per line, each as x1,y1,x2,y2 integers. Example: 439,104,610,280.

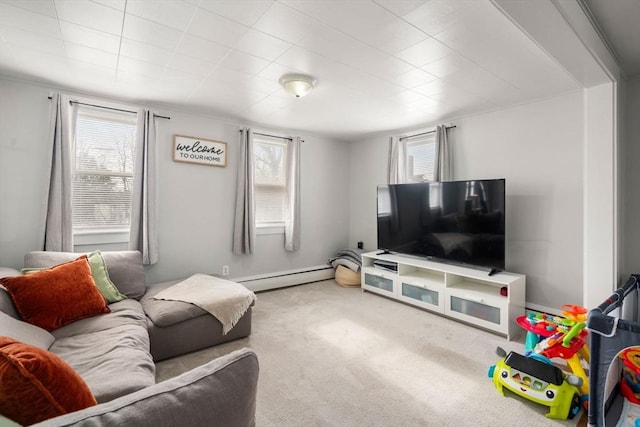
525,330,539,353
528,353,553,365
488,365,496,378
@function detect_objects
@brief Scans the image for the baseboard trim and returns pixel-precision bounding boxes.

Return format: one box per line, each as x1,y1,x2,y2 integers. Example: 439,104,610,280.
236,271,564,315
234,264,335,292
525,302,564,316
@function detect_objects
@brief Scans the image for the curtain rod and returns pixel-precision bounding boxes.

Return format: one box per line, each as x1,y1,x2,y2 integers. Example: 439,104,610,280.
400,125,456,141
240,130,293,141
47,96,170,120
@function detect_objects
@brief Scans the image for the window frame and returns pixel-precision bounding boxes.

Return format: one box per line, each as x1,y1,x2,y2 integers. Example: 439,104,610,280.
71,104,138,244
404,132,437,183
252,131,291,234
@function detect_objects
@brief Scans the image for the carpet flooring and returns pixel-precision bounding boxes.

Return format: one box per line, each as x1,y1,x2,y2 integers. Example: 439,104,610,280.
156,280,584,426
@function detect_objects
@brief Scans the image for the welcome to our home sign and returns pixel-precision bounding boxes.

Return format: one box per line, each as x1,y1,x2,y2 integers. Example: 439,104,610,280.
173,135,227,167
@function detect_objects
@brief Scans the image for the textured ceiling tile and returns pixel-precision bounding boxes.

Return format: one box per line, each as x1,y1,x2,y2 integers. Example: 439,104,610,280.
175,34,231,64
233,29,292,62
187,6,250,46
0,0,593,139
253,1,320,44
1,0,57,17
65,43,118,68
0,26,65,55
217,50,270,75
119,38,173,66
197,0,274,26
126,0,197,31
166,52,216,77
59,21,121,53
0,2,61,38
392,68,438,89
122,14,183,50
395,37,452,68
55,0,124,35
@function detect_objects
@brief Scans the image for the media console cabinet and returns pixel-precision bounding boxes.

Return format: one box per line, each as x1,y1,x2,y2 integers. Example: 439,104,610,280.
361,251,526,340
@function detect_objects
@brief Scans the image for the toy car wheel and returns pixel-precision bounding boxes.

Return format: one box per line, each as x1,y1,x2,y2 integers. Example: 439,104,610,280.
568,394,581,419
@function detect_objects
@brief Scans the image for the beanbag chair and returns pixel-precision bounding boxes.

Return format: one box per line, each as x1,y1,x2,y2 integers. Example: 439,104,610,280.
335,265,361,287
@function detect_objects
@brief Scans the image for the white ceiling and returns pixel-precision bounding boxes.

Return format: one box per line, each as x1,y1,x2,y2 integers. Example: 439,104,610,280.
0,0,621,140
583,0,640,78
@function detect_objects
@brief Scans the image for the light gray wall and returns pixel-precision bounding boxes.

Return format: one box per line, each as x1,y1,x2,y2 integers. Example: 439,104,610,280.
0,79,52,266
348,92,585,310
618,78,627,285
0,78,350,282
144,109,351,283
624,76,640,276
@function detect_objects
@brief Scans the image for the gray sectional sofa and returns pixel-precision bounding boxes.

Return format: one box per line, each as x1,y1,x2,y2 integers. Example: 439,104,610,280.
0,250,258,426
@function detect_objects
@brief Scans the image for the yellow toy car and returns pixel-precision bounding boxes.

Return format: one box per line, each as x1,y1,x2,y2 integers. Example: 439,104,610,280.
488,349,582,420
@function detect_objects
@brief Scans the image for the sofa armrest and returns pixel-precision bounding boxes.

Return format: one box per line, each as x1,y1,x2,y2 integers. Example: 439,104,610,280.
32,348,259,427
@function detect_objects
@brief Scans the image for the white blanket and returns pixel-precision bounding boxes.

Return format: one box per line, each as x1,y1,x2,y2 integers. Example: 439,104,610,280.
152,274,256,334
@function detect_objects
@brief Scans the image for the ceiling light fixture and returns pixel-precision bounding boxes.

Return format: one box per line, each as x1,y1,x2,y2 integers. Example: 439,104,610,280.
279,73,317,98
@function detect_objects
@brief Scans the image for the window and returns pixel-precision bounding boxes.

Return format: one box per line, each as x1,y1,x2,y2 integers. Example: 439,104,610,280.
72,105,137,237
253,133,288,229
405,133,436,182
377,185,392,217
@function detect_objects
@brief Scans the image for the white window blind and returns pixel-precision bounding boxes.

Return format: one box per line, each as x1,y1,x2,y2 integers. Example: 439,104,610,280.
377,186,391,217
405,133,436,182
72,106,136,232
253,134,288,225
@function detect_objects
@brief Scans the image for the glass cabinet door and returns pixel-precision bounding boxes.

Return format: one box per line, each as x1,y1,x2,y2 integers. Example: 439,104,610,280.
364,273,394,292
402,283,439,306
449,296,501,324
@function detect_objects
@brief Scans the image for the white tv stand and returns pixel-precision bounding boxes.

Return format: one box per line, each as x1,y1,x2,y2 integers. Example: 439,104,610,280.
361,251,525,340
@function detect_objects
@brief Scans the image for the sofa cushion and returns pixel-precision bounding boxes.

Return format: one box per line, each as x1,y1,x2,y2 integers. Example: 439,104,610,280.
50,299,155,402
0,311,54,350
85,250,128,303
147,306,252,362
0,256,110,332
25,250,146,300
0,267,20,279
0,286,19,320
0,337,97,426
0,268,21,319
141,280,210,327
22,251,127,304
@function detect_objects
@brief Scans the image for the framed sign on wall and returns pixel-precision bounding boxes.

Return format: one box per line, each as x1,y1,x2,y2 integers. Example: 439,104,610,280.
173,135,227,167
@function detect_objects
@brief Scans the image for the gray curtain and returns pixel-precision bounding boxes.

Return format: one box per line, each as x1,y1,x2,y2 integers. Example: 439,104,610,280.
284,137,301,251
44,93,77,251
129,109,158,265
387,135,406,184
233,127,255,255
435,124,452,181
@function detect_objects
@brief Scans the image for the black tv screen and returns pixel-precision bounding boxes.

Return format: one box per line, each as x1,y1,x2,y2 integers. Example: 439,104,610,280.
377,179,505,270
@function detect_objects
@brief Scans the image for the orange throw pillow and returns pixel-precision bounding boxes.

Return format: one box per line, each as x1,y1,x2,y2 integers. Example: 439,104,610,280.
0,255,110,331
0,336,97,425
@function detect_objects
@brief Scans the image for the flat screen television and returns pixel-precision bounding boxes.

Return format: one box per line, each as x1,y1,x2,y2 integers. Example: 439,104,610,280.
377,179,506,271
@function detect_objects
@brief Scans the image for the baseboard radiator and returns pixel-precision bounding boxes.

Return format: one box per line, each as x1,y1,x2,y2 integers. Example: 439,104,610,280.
234,264,335,292
525,302,564,317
